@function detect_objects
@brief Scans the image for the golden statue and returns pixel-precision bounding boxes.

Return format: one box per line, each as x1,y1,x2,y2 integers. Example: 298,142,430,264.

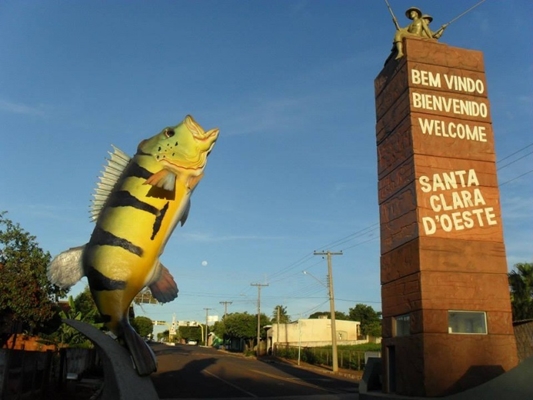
393,7,446,59
384,1,487,61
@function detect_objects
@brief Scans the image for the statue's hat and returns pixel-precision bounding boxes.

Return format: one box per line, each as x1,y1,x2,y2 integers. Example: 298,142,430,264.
405,7,422,19
421,14,433,23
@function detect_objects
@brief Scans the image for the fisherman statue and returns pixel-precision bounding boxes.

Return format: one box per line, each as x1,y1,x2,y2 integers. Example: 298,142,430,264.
384,1,486,60
392,7,446,59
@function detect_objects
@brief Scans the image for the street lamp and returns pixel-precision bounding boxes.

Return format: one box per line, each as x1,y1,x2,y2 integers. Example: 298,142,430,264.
303,270,327,288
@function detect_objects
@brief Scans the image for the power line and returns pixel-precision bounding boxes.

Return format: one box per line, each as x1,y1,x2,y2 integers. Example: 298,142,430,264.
340,236,379,251
497,142,533,164
497,150,533,170
293,299,330,320
500,169,533,186
266,223,380,284
315,223,379,251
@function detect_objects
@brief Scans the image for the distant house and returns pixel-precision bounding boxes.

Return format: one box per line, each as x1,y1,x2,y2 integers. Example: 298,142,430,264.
266,317,368,350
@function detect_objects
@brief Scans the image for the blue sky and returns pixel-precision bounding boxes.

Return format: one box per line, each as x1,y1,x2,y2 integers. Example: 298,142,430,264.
1,1,531,330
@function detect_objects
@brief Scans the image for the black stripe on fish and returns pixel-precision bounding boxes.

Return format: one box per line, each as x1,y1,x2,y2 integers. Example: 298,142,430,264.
90,226,144,257
151,201,169,240
86,265,127,291
127,161,153,180
107,191,159,215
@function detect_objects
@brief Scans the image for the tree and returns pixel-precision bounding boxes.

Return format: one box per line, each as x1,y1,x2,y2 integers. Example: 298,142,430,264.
213,320,226,338
157,330,169,342
223,312,270,349
41,294,102,348
272,305,290,323
0,212,68,347
131,316,154,338
178,326,202,342
73,285,100,324
348,304,382,337
308,311,349,320
509,262,533,321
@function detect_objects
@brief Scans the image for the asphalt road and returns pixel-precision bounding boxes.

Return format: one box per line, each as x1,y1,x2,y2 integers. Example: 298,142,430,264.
149,343,358,400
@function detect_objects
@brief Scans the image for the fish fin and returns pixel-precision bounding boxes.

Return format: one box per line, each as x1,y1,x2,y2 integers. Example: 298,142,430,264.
47,246,85,288
120,319,157,376
179,199,190,226
187,173,203,191
144,169,176,191
148,262,179,303
90,146,131,221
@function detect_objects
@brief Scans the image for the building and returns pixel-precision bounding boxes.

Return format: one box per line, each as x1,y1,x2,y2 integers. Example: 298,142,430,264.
266,317,368,350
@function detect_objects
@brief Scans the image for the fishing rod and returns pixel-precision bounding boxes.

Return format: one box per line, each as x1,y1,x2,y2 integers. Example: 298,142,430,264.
443,0,486,28
384,0,400,30
384,0,486,32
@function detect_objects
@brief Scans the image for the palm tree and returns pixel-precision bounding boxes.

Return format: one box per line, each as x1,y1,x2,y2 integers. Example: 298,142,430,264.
272,305,290,324
508,262,533,321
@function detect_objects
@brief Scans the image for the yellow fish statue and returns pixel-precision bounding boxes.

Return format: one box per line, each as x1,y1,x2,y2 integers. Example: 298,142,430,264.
48,115,219,376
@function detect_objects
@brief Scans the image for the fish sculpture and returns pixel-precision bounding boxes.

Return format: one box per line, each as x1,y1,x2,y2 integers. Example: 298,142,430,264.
48,115,219,376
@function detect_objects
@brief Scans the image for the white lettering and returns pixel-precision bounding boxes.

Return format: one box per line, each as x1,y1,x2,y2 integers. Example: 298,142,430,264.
443,74,485,94
422,217,437,235
417,117,488,142
463,211,474,229
422,207,499,236
440,214,453,232
419,176,432,193
486,207,497,225
412,93,488,118
418,169,497,235
430,195,441,212
473,188,485,206
413,92,422,109
451,211,465,231
412,69,441,87
418,169,478,193
467,169,480,187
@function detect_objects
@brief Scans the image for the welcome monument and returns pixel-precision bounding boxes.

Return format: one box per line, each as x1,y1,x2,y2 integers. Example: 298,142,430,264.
374,5,518,397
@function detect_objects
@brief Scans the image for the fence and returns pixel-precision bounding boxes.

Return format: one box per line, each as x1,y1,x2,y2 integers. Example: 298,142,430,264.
0,348,100,400
274,345,381,371
0,349,54,400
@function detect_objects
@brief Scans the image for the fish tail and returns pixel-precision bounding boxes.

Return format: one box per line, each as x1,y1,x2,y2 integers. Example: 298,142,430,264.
120,318,157,376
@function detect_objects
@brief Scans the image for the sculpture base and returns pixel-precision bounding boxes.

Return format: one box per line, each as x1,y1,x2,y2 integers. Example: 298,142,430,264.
64,319,159,400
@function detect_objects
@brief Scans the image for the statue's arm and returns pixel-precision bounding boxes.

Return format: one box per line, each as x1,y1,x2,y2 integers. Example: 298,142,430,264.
432,23,448,39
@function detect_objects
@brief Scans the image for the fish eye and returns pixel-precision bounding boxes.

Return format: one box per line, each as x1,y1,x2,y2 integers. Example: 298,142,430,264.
164,128,175,138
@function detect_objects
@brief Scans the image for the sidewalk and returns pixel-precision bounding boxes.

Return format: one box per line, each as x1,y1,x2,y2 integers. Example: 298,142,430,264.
260,354,363,382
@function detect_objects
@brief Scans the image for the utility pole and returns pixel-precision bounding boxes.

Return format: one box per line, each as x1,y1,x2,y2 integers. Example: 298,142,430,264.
203,308,211,346
276,306,280,355
314,250,342,372
251,283,269,356
219,301,232,318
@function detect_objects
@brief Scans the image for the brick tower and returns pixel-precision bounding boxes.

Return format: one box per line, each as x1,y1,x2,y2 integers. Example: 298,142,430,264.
375,37,518,396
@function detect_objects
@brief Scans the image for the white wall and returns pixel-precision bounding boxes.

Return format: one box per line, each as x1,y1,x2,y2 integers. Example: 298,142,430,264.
268,318,367,347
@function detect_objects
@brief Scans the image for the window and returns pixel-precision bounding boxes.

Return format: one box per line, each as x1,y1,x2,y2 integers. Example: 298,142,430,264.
394,314,410,337
448,311,487,334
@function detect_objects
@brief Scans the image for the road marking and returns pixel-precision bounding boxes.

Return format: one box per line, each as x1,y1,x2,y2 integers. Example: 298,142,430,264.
250,369,338,393
203,369,258,398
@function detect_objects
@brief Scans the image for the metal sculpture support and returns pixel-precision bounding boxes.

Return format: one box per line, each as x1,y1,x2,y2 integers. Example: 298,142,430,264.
64,319,159,400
